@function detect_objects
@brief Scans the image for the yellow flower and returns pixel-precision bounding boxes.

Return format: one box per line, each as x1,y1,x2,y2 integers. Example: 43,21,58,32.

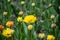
17,17,23,22
2,28,14,38
6,21,14,28
18,11,23,15
24,15,36,23
7,0,10,2
32,3,35,7
28,25,33,30
49,4,52,7
47,35,55,40
21,1,25,5
38,33,45,38
50,15,55,19
59,6,60,9
3,12,8,16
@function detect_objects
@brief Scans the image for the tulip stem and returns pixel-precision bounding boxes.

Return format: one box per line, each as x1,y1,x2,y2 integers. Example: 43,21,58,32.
29,31,32,40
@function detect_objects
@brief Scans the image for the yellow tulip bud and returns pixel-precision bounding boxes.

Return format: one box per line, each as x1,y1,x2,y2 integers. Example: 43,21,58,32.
17,17,23,22
3,12,8,16
18,11,23,15
28,25,33,30
50,15,55,19
49,4,52,7
59,6,60,9
21,1,25,5
38,33,45,38
32,3,35,7
7,0,10,2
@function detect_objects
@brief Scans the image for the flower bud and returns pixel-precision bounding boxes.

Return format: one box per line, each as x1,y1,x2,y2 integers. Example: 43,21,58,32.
59,6,60,9
21,1,25,5
32,3,35,7
3,12,8,16
49,4,52,7
38,33,45,38
7,0,10,2
0,25,4,31
50,15,55,19
17,17,23,22
51,23,56,28
18,11,23,15
28,25,33,30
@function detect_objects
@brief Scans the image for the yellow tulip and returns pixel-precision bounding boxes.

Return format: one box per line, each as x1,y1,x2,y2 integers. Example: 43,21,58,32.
24,15,37,23
47,35,55,40
2,28,14,38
